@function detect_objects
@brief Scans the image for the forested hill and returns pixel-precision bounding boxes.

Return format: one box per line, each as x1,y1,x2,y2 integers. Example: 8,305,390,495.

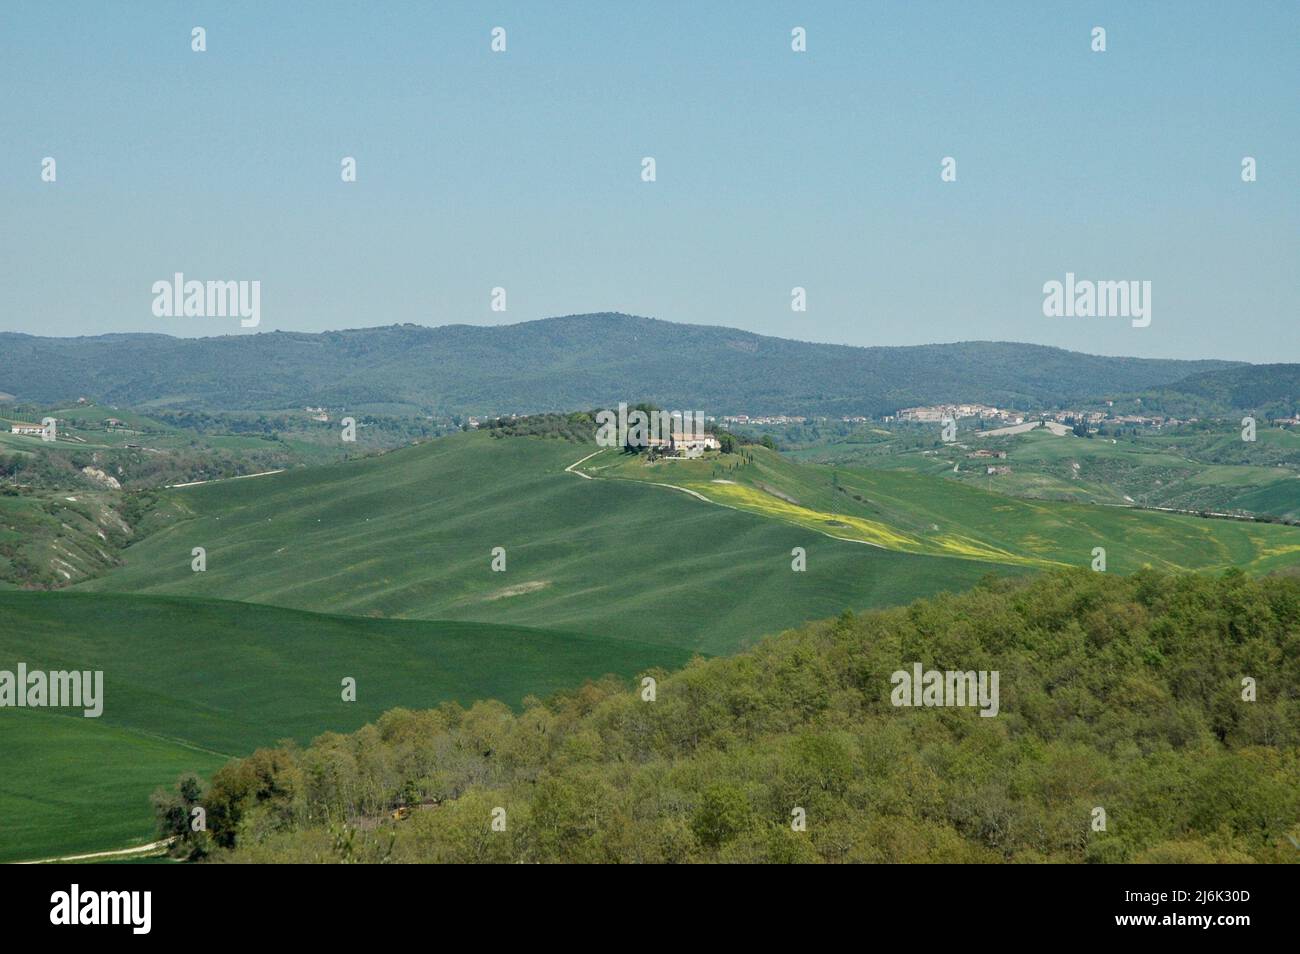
176,568,1299,864
0,314,1242,416
1115,363,1300,418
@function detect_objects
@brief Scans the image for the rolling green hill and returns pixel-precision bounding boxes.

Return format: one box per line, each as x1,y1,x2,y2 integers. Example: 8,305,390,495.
0,590,689,862
78,432,1010,654
19,427,1300,862
579,444,1300,576
786,424,1300,520
0,314,1244,417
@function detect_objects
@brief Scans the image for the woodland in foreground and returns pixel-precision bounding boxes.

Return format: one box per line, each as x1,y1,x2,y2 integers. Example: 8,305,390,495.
156,568,1300,863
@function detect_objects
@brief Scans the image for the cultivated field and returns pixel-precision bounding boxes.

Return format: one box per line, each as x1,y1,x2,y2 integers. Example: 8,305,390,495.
0,589,689,862
78,433,1007,654
581,443,1300,575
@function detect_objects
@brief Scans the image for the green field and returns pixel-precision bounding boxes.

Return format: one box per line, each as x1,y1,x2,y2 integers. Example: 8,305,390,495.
786,424,1300,519
6,431,1028,861
2,405,264,455
0,590,689,862
580,443,1300,575
79,433,1009,654
12,427,1300,862
0,710,226,864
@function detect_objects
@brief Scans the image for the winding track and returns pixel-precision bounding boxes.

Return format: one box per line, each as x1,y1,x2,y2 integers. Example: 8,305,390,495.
17,838,174,865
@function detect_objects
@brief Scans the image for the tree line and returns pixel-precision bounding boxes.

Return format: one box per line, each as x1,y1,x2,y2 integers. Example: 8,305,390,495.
157,568,1300,863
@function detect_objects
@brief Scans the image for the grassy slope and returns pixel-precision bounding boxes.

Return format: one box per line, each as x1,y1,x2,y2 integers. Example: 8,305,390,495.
0,491,130,587
1233,480,1300,520
992,428,1300,515
0,711,226,863
581,445,1300,575
790,426,1300,518
80,433,1007,654
0,590,689,861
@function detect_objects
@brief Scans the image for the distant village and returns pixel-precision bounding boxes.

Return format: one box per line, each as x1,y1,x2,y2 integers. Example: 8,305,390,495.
889,402,1198,429
720,402,1207,431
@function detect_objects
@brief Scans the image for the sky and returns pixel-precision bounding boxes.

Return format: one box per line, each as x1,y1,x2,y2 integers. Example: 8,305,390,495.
0,1,1296,361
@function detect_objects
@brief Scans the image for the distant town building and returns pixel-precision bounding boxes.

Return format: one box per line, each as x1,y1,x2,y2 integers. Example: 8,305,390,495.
897,404,1018,423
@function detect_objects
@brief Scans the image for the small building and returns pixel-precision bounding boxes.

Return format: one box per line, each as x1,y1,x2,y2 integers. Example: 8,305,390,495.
669,432,720,459
9,423,44,436
646,431,722,459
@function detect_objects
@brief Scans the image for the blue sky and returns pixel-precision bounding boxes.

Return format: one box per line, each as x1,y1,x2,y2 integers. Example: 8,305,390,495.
1,1,1295,360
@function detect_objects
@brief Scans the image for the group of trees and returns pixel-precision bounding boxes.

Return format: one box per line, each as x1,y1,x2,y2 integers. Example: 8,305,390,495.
161,568,1300,863
482,411,598,443
156,409,451,447
478,407,762,454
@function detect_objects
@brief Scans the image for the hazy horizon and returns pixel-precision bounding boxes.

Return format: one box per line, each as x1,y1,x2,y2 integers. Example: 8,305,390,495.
3,1,1296,362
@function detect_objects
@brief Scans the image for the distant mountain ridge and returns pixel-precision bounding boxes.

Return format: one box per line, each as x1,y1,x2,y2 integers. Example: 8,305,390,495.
0,313,1251,416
